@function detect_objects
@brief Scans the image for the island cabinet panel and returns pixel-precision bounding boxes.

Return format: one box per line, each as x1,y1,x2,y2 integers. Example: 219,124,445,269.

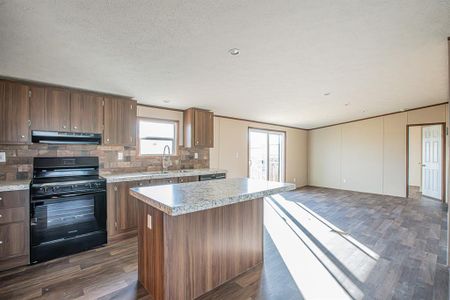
136,197,264,300
70,92,104,133
104,97,137,146
0,81,30,144
0,190,30,271
30,87,71,132
183,108,214,148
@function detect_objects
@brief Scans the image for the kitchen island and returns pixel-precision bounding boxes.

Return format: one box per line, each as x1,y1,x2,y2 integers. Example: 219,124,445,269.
130,177,296,300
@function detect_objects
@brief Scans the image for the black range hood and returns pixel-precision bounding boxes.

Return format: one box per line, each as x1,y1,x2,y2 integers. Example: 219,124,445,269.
32,130,102,145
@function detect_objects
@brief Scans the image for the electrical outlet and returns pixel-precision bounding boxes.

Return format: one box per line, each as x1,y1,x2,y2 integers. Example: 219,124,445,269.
194,153,198,159
147,214,152,230
0,152,5,163
117,152,124,160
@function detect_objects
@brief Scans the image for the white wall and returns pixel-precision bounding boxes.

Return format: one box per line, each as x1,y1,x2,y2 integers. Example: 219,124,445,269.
210,117,308,186
408,126,422,187
308,104,448,198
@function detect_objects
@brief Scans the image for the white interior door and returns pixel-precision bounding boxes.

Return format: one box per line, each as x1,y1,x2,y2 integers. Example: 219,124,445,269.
421,125,442,200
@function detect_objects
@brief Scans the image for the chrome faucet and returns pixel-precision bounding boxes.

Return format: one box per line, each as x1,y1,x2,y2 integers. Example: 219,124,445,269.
162,145,172,173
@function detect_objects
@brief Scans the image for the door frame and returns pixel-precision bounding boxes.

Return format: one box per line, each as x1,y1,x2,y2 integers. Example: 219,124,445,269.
406,122,446,201
247,127,287,182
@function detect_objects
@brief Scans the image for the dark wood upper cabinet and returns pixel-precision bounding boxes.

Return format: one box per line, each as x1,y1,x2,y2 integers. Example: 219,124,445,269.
104,97,137,146
30,87,70,132
184,108,214,148
70,92,104,133
0,81,30,144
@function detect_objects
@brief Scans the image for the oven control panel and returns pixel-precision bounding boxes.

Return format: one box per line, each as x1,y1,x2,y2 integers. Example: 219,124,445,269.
31,179,106,198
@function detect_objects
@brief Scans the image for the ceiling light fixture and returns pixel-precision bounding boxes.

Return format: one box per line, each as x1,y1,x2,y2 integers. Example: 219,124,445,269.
228,48,240,56
324,92,331,96
344,102,350,106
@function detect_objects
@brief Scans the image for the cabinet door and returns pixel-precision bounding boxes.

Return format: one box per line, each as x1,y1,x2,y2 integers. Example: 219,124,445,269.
194,109,208,147
204,111,214,147
0,223,27,258
0,81,30,144
104,97,137,146
30,87,70,131
113,181,139,232
70,92,103,133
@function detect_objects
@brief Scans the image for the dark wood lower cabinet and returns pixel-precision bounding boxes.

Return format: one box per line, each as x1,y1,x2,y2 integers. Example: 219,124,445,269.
107,176,200,243
0,190,29,271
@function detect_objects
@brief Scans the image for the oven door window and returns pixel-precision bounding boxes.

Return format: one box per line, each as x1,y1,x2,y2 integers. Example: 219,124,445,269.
31,192,106,246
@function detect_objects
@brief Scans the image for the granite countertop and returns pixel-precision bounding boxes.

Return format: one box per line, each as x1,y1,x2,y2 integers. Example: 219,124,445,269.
0,180,31,192
101,168,227,183
130,177,296,216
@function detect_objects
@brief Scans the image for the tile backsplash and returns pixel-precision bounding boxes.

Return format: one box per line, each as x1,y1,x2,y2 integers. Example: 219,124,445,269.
0,143,209,181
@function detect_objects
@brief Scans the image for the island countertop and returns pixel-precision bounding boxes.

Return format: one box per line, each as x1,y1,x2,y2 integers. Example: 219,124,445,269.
130,177,296,216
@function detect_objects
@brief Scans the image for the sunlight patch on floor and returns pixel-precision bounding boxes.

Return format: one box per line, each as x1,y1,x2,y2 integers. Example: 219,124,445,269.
265,195,380,299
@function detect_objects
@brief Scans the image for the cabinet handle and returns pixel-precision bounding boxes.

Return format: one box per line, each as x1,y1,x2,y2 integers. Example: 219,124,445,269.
114,221,118,229
0,197,2,201
196,140,199,145
27,120,31,127
63,125,67,129
106,138,110,142
73,126,78,130
20,135,25,139
0,241,3,245
114,186,118,192
139,182,143,186
0,214,2,218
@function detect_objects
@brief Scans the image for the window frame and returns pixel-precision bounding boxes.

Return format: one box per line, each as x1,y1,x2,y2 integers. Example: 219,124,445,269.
138,117,178,156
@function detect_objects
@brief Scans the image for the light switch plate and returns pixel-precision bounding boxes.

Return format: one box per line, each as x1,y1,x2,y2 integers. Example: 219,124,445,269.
117,152,124,160
0,152,5,163
194,153,198,159
147,214,152,230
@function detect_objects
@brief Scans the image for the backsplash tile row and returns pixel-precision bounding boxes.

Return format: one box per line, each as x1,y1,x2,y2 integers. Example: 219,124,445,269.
0,143,209,181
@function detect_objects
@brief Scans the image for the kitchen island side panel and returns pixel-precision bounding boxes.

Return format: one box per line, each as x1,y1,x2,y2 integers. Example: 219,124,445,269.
137,197,264,300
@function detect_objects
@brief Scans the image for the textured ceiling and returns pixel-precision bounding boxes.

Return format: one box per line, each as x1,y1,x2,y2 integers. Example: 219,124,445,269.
0,0,449,129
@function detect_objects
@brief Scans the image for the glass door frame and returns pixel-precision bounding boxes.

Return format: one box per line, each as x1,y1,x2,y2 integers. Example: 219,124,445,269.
247,127,286,182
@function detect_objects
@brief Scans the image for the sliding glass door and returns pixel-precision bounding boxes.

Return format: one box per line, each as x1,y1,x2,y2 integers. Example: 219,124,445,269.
248,128,285,182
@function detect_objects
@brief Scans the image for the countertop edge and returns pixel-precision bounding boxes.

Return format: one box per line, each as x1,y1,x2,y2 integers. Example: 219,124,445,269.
130,183,296,216
0,182,31,192
103,169,227,183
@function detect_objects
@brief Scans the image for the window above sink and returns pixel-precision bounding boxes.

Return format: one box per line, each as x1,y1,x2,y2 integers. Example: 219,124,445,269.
138,118,178,156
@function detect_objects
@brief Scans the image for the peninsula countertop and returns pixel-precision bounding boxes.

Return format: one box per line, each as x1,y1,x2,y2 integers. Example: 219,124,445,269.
101,168,227,183
130,177,296,216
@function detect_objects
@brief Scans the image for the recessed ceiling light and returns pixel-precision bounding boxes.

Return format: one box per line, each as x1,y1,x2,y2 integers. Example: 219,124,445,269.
344,102,350,106
324,92,331,96
228,48,240,56
163,100,170,104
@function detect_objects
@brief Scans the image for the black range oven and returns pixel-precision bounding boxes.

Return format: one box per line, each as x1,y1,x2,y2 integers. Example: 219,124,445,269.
30,157,107,264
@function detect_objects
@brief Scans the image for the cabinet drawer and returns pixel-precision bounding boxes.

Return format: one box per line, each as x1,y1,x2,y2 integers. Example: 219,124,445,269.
0,207,26,224
0,190,28,209
150,178,177,185
0,222,27,258
178,176,199,183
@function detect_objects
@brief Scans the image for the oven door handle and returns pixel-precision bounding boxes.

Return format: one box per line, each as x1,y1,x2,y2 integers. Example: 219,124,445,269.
31,190,106,201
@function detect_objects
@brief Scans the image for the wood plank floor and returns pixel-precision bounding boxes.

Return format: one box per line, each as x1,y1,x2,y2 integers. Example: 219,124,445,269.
0,186,448,299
